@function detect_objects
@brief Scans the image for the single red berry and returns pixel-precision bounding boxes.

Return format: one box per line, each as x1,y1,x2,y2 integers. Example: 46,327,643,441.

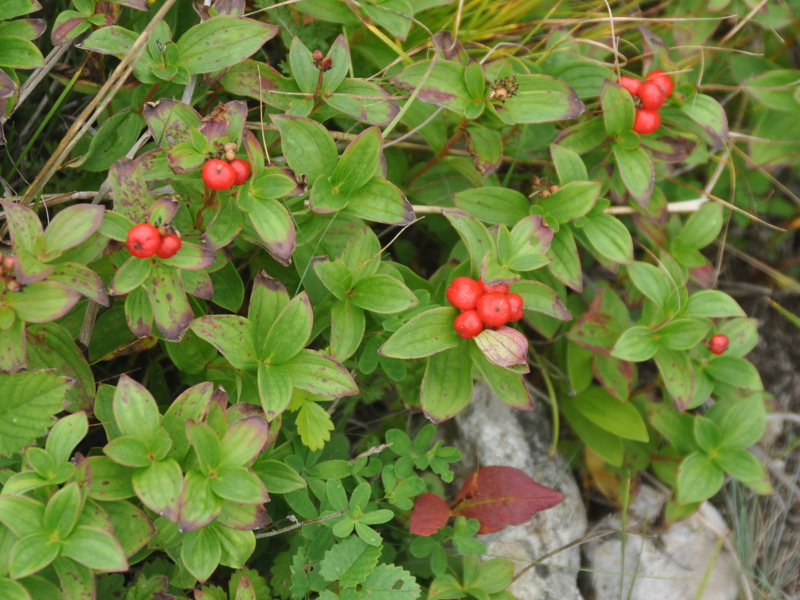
156,233,182,259
202,158,236,191
126,223,161,258
476,292,511,328
478,278,510,294
618,76,642,96
506,293,524,321
646,69,675,97
229,158,252,185
632,108,661,135
446,277,483,311
708,334,729,355
454,309,484,339
638,80,666,110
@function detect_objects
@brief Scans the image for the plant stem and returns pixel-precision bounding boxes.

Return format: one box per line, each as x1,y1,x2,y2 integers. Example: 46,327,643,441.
406,120,468,187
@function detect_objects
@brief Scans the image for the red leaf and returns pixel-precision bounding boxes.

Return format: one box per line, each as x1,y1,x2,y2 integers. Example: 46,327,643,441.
451,466,564,534
409,493,452,536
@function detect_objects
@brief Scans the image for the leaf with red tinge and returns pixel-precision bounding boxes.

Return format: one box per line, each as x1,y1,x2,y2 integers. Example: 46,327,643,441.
473,327,528,368
409,493,451,536
451,466,564,534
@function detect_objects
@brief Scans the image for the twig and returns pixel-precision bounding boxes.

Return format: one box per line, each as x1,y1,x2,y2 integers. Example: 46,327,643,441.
254,509,346,538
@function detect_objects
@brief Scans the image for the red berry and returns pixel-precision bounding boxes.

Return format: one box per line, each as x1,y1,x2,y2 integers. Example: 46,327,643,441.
229,158,252,185
632,108,661,135
708,334,729,355
646,69,675,97
506,293,524,321
126,223,161,258
446,277,483,311
454,309,484,339
476,292,511,328
478,278,510,294
639,80,666,110
202,159,236,191
618,76,642,96
156,233,182,259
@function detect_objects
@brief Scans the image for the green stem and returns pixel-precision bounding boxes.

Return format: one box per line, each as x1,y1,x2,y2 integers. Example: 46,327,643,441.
531,348,560,458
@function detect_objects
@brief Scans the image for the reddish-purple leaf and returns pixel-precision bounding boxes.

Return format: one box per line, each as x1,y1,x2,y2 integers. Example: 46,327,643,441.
409,493,451,536
451,466,564,534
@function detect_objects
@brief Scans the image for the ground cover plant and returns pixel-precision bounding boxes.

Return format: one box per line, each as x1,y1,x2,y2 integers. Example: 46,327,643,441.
1,0,798,598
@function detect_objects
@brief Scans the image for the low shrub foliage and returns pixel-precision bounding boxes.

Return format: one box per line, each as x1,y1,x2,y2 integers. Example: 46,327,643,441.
0,0,793,597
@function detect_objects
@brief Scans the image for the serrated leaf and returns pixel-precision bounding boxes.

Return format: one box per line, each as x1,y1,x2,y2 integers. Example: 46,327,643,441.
0,370,71,457
293,396,334,452
319,536,381,586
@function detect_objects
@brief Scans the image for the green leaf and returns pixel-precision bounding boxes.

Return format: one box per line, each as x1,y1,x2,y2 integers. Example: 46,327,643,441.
705,356,763,390
580,213,634,264
330,299,365,361
1,200,43,252
113,374,161,444
45,412,88,464
272,114,338,183
706,395,765,449
676,452,724,504
191,315,258,371
693,416,722,454
186,420,223,473
262,292,313,364
503,216,553,271
103,435,152,468
493,74,584,125
0,37,44,69
393,59,469,115
249,272,289,338
324,79,400,126
210,467,269,504
61,526,127,572
321,34,350,94
611,326,657,362
0,370,70,457
181,527,221,583
142,261,193,342
466,126,503,176
379,307,461,359
684,290,745,318
257,362,293,421
177,17,277,74
178,469,223,532
569,387,648,441
319,536,381,586
613,144,654,206
627,261,673,310
282,350,358,398
444,210,495,272
600,80,635,136
9,533,59,578
0,495,44,538
108,256,151,296
0,579,30,600
546,227,582,291
86,457,135,501
220,416,269,468
253,459,307,494
470,345,532,410
350,274,419,314
331,127,382,196
0,0,43,20
539,181,600,223
345,177,414,225
132,459,182,522
246,197,296,265
713,447,766,482
656,318,712,350
288,36,318,94
421,346,473,422
654,347,694,411
42,484,81,540
681,94,728,148
42,204,105,252
453,187,528,225
5,281,80,323
101,499,154,558
675,202,723,250
293,395,334,451
550,143,588,184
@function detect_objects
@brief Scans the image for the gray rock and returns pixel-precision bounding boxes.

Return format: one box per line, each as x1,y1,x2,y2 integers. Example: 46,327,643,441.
451,382,587,600
584,484,739,600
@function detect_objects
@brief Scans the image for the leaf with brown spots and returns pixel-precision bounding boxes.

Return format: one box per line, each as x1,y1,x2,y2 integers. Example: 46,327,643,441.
142,261,193,342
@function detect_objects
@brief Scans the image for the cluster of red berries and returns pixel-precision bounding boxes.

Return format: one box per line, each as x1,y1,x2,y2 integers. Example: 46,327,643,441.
0,251,21,292
446,277,524,339
618,69,675,135
312,49,333,71
707,333,729,355
201,157,251,192
126,224,182,259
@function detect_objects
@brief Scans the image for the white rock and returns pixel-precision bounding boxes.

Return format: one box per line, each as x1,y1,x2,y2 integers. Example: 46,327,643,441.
584,484,739,600
452,382,587,600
